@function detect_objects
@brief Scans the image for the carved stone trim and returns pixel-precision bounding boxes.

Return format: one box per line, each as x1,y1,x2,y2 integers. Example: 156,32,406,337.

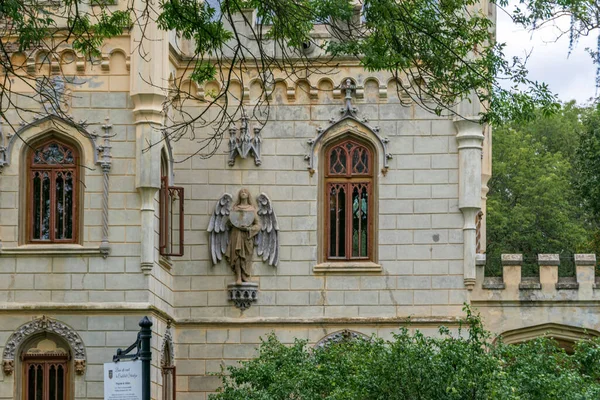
499,323,600,346
314,329,370,348
227,282,258,310
0,115,100,174
98,119,113,258
2,316,86,375
161,320,175,368
305,79,392,175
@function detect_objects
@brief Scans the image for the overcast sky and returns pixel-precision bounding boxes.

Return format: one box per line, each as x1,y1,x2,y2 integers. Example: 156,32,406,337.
496,5,598,104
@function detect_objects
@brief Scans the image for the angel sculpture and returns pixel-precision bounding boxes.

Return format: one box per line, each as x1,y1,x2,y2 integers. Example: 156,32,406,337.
208,189,279,284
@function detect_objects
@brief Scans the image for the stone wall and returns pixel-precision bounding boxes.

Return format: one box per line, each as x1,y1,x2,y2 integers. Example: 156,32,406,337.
169,68,467,322
0,313,166,400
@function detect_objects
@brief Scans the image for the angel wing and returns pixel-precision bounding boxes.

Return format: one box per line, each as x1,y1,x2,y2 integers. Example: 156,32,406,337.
255,193,280,266
207,193,233,265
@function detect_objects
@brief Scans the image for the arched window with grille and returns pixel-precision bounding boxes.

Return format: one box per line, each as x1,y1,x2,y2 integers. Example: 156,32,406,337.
325,139,374,261
27,138,79,243
21,336,70,400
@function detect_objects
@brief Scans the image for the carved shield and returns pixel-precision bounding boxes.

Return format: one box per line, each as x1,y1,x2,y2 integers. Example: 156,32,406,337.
229,210,254,229
108,370,113,379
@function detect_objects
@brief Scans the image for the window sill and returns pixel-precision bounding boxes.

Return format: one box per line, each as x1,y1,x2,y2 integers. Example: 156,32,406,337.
0,244,108,257
313,261,382,273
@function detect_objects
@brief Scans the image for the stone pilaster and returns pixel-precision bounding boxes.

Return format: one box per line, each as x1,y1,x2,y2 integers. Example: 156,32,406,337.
453,118,485,289
130,0,169,273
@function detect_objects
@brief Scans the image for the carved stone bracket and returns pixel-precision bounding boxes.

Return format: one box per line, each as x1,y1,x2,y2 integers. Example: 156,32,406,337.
2,316,86,375
305,79,392,175
228,111,262,166
314,329,370,348
227,282,258,310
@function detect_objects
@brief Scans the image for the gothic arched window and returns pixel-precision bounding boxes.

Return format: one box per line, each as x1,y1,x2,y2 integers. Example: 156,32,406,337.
21,336,70,400
27,138,79,243
325,139,373,260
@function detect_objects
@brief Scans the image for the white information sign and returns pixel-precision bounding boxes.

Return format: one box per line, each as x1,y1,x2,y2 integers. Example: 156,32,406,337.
104,360,143,400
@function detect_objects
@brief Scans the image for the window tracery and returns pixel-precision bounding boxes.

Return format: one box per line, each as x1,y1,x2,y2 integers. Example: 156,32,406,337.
325,139,373,261
27,139,78,243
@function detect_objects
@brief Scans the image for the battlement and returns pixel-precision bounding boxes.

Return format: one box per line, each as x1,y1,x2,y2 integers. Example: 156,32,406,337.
473,254,600,301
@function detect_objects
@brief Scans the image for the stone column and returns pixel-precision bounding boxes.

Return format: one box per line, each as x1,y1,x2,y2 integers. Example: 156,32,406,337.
130,0,169,273
453,118,484,289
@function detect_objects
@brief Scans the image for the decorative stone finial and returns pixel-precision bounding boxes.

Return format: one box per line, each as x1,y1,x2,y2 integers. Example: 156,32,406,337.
228,110,262,166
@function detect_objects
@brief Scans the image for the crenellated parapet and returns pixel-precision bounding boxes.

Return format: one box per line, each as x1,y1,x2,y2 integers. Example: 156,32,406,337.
473,254,599,301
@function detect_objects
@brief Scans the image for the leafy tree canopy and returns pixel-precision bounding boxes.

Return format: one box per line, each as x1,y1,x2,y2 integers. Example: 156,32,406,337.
0,0,598,139
210,307,600,400
486,102,600,276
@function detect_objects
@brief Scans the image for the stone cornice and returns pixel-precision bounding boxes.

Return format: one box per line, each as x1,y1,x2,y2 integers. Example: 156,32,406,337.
0,303,463,326
176,316,464,326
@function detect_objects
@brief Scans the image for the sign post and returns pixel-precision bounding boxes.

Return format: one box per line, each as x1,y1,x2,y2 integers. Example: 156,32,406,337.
105,316,152,400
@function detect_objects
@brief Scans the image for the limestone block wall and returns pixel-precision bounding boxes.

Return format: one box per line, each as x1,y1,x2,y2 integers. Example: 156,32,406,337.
169,68,467,320
473,254,600,336
0,44,152,305
0,37,176,313
0,313,167,400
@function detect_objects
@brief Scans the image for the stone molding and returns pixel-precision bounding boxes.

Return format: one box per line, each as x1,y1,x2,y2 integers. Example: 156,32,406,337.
304,79,392,175
315,329,370,348
575,254,596,266
0,245,107,257
313,261,382,273
501,254,523,266
2,316,86,375
0,115,103,172
537,254,560,266
498,323,600,345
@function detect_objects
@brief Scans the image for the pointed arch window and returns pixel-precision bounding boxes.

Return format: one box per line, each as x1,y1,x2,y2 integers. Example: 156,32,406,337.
325,139,373,260
27,139,79,243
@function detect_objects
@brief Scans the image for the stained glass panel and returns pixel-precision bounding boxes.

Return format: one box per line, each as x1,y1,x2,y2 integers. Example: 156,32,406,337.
33,142,76,165
30,139,77,242
325,139,372,261
351,184,369,257
328,184,346,258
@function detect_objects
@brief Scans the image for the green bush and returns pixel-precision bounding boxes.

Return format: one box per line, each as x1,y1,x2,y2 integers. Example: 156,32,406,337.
210,308,600,400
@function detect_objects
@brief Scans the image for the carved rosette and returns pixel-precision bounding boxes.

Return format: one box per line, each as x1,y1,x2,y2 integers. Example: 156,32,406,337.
227,282,258,310
2,316,86,375
315,329,370,349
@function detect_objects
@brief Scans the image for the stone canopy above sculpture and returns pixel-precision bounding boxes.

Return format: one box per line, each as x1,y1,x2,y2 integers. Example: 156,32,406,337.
208,189,280,285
